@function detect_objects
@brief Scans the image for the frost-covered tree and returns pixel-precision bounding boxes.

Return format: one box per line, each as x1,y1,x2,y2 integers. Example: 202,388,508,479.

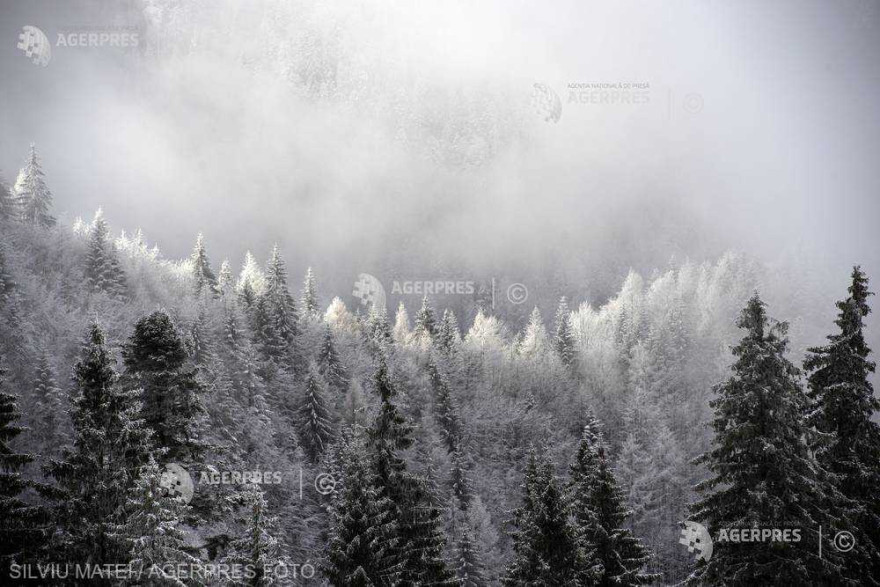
85,209,128,297
222,484,286,586
414,295,438,341
0,174,16,221
261,245,299,358
13,144,55,227
0,246,13,308
393,302,413,346
503,449,584,586
519,306,550,359
237,251,265,309
436,309,462,355
689,294,847,585
805,266,880,583
324,434,400,585
300,266,319,318
317,323,347,392
32,353,68,454
190,233,218,298
123,311,205,463
218,259,235,298
456,525,488,587
296,366,334,463
428,361,462,453
568,416,655,586
0,356,45,563
554,296,575,369
43,323,150,565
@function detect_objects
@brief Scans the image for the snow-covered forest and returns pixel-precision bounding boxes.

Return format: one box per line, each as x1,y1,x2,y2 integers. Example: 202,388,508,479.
2,0,879,585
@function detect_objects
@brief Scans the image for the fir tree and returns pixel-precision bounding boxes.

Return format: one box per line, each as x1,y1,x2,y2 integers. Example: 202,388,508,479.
367,358,456,585
805,266,880,583
123,311,205,463
218,259,235,298
113,454,200,584
414,295,438,341
393,302,413,346
503,449,584,586
0,355,45,563
554,297,576,369
427,361,462,453
296,366,334,463
689,294,847,585
32,353,68,454
317,323,347,392
324,435,401,585
261,245,299,359
0,174,15,221
190,233,218,298
456,525,488,587
300,266,319,318
85,209,128,297
13,144,55,227
237,251,264,309
0,246,12,308
436,309,461,355
222,484,286,586
568,415,655,586
43,323,151,565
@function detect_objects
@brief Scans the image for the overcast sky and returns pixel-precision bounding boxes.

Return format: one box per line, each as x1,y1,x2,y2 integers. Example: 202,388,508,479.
1,0,878,303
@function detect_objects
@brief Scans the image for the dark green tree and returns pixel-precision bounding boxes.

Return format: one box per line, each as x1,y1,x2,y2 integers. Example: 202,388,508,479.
84,209,128,298
263,245,299,354
317,323,347,392
222,484,286,586
296,366,334,463
689,294,847,585
32,353,69,454
427,361,462,453
805,266,880,583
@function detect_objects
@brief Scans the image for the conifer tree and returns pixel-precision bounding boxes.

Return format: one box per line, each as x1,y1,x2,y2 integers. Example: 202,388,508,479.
85,209,128,297
393,302,413,346
0,174,15,221
689,294,847,585
123,311,205,463
568,416,654,586
300,266,319,318
367,358,456,585
427,361,462,453
414,295,438,341
113,454,200,582
222,484,286,586
32,353,68,454
190,233,218,298
0,246,12,308
218,259,235,298
805,266,880,582
503,450,584,586
456,525,488,587
261,245,299,360
519,306,550,359
43,323,151,565
324,435,401,585
13,144,55,227
296,366,334,463
317,323,347,392
436,309,462,355
237,251,264,309
0,355,45,563
554,296,576,369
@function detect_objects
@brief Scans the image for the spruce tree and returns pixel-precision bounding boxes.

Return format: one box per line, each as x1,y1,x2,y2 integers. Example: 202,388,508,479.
367,358,456,585
0,355,45,563
85,209,128,297
393,302,413,346
317,323,348,393
414,295,438,341
689,294,847,585
32,353,68,454
324,435,401,585
43,323,150,565
218,259,235,298
264,245,299,342
237,251,264,309
123,311,205,463
300,266,319,318
456,526,488,587
503,449,584,586
190,233,218,298
0,246,12,308
554,297,576,369
0,174,15,221
805,266,880,582
568,415,654,586
427,361,462,453
296,366,334,463
436,309,461,355
13,144,55,227
222,484,286,586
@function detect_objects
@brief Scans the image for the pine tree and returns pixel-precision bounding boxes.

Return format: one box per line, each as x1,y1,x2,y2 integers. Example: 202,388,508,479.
113,454,199,584
190,233,218,298
503,449,584,586
324,435,401,585
317,323,347,392
222,484,286,586
689,294,847,585
805,266,880,583
367,358,456,585
0,173,15,221
296,366,334,463
13,144,55,227
32,353,68,454
554,297,576,369
0,355,45,563
414,295,437,341
300,266,319,318
85,209,128,297
43,323,151,565
568,415,655,586
436,309,461,355
123,311,205,463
